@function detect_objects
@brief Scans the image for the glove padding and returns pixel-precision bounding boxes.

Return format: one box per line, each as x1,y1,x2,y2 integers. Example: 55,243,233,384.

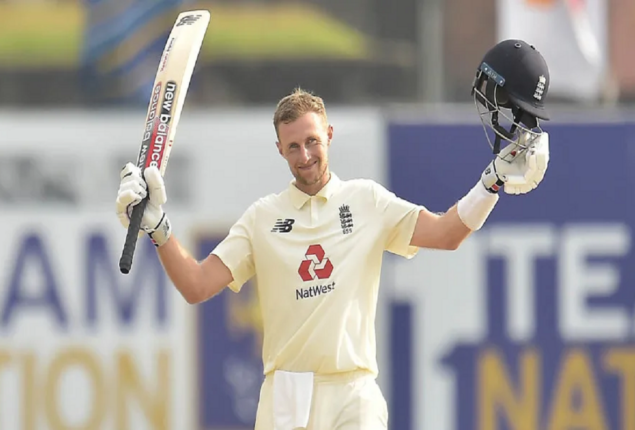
115,163,171,246
481,131,550,195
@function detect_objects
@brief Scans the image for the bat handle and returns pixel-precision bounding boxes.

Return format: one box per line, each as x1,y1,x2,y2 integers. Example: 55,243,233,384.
119,197,149,274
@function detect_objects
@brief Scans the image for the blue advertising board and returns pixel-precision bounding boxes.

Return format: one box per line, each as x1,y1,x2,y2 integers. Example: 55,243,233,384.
196,237,264,428
387,120,635,430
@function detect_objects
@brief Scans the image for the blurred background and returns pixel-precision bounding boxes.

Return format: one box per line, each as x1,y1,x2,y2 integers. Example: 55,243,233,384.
1,0,635,429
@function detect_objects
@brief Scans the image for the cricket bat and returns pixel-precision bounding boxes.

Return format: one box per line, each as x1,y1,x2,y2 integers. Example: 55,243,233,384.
119,10,211,274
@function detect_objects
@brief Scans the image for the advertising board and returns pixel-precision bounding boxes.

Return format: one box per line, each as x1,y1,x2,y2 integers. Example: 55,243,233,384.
386,120,635,430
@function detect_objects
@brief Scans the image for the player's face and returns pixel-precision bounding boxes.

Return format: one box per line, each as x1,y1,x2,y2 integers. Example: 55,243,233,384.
277,112,332,194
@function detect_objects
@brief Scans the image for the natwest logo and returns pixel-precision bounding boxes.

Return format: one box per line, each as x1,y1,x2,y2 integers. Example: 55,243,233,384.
298,244,333,281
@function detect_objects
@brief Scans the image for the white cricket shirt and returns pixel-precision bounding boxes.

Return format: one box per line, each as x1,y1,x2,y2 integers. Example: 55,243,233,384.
211,172,423,376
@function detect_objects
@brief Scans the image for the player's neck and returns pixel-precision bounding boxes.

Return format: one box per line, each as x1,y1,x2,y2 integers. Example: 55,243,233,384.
296,169,331,196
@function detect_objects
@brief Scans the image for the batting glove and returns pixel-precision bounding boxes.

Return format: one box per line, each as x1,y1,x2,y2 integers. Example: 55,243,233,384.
115,163,172,247
481,131,550,195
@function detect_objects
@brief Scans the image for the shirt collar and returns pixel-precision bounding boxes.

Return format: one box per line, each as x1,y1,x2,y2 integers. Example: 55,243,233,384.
289,172,341,209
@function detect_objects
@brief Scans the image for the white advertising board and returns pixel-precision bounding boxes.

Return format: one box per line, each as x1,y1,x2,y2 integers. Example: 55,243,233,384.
0,214,195,430
0,108,386,429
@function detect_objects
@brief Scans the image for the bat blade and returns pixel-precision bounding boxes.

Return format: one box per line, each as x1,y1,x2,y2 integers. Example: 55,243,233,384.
119,10,210,275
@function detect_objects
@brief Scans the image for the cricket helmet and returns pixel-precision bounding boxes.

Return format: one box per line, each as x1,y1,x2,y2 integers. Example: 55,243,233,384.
471,39,550,158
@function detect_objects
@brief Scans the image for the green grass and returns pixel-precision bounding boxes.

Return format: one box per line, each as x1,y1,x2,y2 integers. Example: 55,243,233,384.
201,4,369,60
0,3,82,68
0,2,370,70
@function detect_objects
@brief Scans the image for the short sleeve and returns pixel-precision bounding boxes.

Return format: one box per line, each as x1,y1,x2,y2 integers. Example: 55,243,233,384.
372,181,423,258
210,204,256,293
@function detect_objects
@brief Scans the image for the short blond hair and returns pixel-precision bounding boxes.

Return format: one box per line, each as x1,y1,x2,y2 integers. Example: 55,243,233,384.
273,87,328,135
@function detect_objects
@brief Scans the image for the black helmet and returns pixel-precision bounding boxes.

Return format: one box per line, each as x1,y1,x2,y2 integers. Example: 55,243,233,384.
471,39,550,156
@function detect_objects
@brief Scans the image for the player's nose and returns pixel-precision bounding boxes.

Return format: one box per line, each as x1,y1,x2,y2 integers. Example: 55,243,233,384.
298,145,311,162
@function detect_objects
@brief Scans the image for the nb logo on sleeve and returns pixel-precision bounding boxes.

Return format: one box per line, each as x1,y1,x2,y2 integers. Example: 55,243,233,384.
271,218,295,233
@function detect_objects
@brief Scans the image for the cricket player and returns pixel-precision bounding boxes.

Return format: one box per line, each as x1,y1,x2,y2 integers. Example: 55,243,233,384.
115,39,551,429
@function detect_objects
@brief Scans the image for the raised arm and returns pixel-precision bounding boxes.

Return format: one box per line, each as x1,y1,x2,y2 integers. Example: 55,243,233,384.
156,236,233,303
115,163,241,304
410,131,550,250
409,205,472,250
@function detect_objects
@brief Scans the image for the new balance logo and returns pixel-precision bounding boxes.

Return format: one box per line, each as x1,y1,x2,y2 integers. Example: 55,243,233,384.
339,204,353,234
176,14,202,26
271,218,295,233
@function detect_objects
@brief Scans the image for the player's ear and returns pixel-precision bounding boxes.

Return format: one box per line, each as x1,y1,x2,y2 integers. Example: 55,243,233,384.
327,125,333,145
276,141,284,157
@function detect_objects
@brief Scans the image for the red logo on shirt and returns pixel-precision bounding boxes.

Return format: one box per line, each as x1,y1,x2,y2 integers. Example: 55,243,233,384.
298,245,333,281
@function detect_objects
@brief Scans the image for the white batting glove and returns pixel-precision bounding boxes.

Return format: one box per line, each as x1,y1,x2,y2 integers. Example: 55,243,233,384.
115,163,172,247
481,131,550,195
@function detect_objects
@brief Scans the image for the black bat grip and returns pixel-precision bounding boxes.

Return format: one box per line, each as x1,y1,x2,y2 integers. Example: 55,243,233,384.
119,197,149,274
